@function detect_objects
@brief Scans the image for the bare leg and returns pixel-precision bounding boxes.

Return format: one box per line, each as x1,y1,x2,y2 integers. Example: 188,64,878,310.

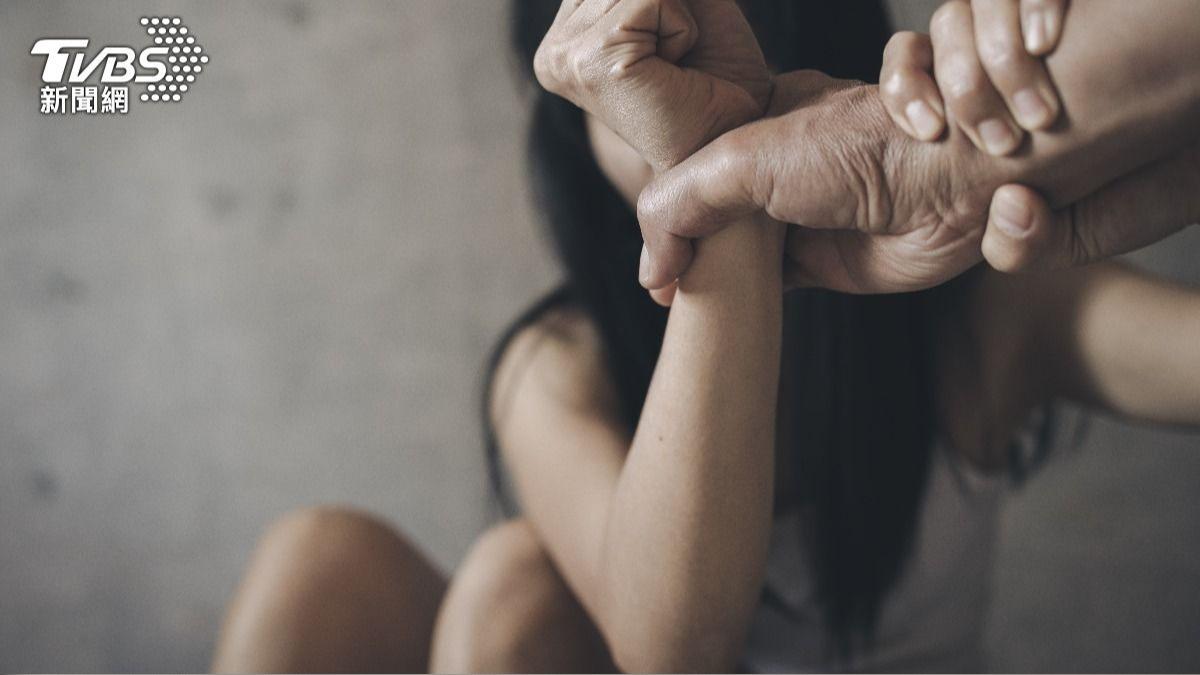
430,519,613,673
212,506,446,673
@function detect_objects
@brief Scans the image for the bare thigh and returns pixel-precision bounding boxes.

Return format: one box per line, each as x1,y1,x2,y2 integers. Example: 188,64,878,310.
430,519,613,673
212,506,446,673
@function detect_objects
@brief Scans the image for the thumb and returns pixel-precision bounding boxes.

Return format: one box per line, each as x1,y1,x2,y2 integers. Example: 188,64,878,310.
636,124,774,288
983,143,1200,272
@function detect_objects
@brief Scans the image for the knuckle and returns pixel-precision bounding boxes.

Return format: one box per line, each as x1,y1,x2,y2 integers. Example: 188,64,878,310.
881,73,928,112
566,45,596,87
636,183,665,227
885,31,921,59
930,1,967,38
939,58,985,103
639,181,689,237
977,36,1022,75
532,44,555,88
882,31,905,57
533,41,573,93
710,132,752,175
533,38,605,97
881,70,909,100
714,135,761,206
883,65,926,102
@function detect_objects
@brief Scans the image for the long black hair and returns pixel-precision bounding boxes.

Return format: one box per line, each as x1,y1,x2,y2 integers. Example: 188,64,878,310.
487,0,960,660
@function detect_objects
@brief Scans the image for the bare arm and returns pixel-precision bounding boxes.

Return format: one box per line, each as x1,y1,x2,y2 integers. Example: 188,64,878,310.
496,219,783,672
1037,263,1200,427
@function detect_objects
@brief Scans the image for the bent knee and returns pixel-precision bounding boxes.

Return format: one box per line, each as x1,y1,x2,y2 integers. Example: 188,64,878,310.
447,520,566,623
217,506,445,673
252,506,382,570
432,520,609,672
259,506,394,557
465,520,551,580
249,505,440,591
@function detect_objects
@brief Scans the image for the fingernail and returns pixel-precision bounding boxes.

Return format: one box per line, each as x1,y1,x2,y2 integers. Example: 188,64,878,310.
1013,88,1052,129
905,100,943,140
1042,10,1061,51
992,189,1033,238
978,118,1019,155
1024,11,1048,54
638,244,651,286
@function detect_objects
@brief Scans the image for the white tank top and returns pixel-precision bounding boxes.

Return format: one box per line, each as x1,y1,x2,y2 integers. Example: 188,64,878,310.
741,444,1007,672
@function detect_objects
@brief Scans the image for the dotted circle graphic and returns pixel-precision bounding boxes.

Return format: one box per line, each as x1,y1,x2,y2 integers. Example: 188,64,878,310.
140,16,208,104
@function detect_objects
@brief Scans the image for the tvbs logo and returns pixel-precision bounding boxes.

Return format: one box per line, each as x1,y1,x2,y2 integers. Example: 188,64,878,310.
32,39,169,84
31,16,208,114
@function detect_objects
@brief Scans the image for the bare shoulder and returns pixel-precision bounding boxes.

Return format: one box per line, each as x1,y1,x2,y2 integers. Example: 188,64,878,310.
489,302,621,444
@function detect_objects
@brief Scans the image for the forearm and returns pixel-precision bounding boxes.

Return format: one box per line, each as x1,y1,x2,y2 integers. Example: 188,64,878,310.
1055,264,1200,427
600,217,783,672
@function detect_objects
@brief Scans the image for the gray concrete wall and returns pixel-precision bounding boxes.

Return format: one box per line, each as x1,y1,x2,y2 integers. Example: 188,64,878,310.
0,1,1196,671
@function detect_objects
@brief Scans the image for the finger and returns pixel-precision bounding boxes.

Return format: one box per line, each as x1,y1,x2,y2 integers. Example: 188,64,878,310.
555,0,577,22
640,71,895,287
656,0,698,63
983,143,1200,271
638,236,692,291
880,31,946,141
637,134,763,287
535,0,619,95
587,0,754,171
538,0,696,103
602,0,698,64
551,0,589,27
637,228,693,290
930,0,1023,156
972,0,1061,131
1021,0,1068,56
566,0,621,28
648,282,677,307
982,185,1064,271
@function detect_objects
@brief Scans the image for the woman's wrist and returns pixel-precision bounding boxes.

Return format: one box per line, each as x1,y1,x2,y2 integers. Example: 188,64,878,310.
677,215,784,300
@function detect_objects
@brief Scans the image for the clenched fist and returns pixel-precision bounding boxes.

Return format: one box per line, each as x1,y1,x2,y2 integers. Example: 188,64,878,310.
533,0,772,173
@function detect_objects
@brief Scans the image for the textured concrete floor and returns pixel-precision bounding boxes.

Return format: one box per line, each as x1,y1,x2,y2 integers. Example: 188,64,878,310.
0,1,1197,672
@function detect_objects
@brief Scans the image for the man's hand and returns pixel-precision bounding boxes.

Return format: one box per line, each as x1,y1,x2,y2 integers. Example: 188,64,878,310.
878,0,1200,275
637,70,994,294
637,0,1200,294
881,0,1069,153
533,0,772,173
983,143,1200,271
